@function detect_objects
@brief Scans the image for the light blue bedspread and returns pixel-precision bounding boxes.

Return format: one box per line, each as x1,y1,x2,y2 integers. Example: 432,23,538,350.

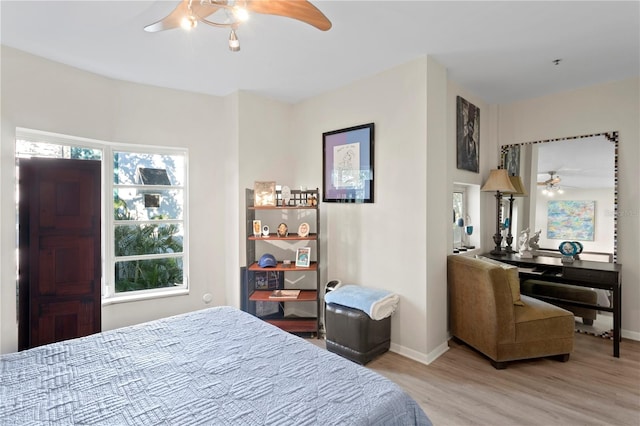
325,285,400,320
0,306,430,425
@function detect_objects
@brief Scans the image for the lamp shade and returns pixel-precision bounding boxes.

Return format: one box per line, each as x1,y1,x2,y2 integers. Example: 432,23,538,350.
481,169,517,193
508,175,527,197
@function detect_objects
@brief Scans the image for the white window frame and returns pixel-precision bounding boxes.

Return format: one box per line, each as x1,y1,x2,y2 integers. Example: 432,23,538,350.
15,128,189,304
106,145,189,302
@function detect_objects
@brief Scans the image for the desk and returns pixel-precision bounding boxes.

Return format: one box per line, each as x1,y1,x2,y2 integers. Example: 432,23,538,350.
481,253,622,357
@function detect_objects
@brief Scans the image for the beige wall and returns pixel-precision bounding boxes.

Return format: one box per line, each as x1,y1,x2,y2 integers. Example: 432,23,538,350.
498,77,640,339
0,47,240,352
290,57,451,363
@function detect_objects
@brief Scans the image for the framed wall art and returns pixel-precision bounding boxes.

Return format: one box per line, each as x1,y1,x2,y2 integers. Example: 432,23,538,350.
547,200,595,240
323,123,374,203
456,96,480,173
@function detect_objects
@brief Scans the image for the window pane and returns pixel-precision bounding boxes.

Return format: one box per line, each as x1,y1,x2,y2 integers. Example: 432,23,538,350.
114,188,183,220
115,258,184,293
16,140,102,160
114,151,184,186
453,192,463,245
115,223,183,257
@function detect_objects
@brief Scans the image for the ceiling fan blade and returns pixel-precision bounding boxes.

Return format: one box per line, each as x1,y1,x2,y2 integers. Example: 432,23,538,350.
246,0,332,31
144,0,222,32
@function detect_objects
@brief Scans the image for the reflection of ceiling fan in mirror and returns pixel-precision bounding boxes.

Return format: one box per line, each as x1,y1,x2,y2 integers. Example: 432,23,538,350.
538,171,561,187
538,171,564,195
144,0,331,52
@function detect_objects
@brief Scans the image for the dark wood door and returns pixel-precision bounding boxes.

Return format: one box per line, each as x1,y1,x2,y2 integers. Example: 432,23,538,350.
18,158,101,350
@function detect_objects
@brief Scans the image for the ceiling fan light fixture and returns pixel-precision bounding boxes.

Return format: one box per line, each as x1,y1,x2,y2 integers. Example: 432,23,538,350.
229,29,240,52
233,6,250,22
181,14,198,30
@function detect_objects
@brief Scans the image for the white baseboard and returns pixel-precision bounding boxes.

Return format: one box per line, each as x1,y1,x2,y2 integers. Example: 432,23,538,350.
622,328,640,341
389,340,449,366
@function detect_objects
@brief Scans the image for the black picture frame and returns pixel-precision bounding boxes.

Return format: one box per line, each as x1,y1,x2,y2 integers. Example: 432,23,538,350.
323,123,374,203
456,96,480,173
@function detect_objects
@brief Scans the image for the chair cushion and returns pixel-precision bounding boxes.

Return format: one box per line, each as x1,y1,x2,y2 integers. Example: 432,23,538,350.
476,256,524,306
514,295,575,342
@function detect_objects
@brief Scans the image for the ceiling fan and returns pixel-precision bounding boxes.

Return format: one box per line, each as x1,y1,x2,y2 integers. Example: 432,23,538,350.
537,171,561,187
144,0,332,51
538,171,564,195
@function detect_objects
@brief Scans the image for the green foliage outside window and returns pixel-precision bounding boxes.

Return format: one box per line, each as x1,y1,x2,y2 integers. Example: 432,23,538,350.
114,196,183,293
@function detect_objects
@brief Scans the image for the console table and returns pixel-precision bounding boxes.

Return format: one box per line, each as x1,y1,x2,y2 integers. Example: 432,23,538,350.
481,253,622,357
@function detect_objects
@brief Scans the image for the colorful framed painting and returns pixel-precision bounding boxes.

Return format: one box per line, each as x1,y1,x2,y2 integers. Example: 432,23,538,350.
547,200,595,240
323,123,374,203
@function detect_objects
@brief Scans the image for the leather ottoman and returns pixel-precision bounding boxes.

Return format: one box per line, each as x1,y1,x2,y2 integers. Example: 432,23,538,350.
325,303,391,365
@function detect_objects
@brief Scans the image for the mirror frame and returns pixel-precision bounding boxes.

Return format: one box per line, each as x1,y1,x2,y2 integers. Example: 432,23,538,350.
500,131,619,262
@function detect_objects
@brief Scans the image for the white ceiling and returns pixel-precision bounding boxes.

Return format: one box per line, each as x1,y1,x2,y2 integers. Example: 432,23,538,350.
536,136,616,189
1,1,638,105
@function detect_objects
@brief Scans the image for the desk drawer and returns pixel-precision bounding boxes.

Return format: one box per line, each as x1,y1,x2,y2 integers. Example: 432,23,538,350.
562,267,618,284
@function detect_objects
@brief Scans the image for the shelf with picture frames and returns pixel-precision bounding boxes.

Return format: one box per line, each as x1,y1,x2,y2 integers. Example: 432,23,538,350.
242,187,321,337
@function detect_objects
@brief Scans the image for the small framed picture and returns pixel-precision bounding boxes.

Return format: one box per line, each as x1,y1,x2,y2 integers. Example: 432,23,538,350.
252,220,261,237
295,247,311,268
254,181,276,206
277,223,288,238
297,222,310,237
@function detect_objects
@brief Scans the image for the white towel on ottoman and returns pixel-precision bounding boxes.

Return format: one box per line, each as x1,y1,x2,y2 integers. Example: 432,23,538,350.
324,285,399,320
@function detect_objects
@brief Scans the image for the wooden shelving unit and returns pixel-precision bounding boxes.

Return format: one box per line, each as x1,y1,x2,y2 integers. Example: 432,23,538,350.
242,188,321,337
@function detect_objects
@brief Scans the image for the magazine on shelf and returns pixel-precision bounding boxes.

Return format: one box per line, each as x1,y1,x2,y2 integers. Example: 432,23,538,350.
269,289,300,299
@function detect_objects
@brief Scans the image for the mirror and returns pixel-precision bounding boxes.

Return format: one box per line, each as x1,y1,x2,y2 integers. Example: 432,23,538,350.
500,131,618,261
501,131,618,336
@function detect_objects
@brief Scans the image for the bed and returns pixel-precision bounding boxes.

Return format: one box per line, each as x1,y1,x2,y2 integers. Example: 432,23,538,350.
1,306,431,425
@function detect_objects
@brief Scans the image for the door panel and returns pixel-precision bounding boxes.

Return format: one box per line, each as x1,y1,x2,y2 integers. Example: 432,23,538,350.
19,158,101,350
37,236,96,296
33,299,95,346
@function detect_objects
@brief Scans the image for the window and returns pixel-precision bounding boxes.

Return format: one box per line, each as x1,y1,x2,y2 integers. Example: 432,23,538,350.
112,150,187,295
452,189,465,249
453,183,480,252
16,129,189,301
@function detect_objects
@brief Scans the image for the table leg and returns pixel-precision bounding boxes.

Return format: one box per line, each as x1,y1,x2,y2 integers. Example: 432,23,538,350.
613,284,621,357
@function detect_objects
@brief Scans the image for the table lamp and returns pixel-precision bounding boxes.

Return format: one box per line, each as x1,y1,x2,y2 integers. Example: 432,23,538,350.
504,175,528,253
481,169,517,255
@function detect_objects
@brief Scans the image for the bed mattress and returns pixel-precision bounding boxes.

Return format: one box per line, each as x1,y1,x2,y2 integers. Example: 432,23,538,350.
1,306,430,425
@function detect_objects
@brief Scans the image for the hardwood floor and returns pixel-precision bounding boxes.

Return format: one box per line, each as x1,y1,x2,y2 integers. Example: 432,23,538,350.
310,334,640,425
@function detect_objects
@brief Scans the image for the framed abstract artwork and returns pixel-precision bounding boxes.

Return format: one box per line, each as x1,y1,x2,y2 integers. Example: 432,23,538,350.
547,200,595,240
323,123,374,203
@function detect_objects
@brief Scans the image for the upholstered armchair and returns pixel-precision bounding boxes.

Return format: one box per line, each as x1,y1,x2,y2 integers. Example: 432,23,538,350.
447,255,574,369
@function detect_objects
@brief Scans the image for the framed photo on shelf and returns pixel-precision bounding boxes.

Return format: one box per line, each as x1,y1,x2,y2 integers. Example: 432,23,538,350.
277,223,288,238
297,222,310,237
323,123,374,203
252,220,261,237
295,247,311,268
254,181,276,206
